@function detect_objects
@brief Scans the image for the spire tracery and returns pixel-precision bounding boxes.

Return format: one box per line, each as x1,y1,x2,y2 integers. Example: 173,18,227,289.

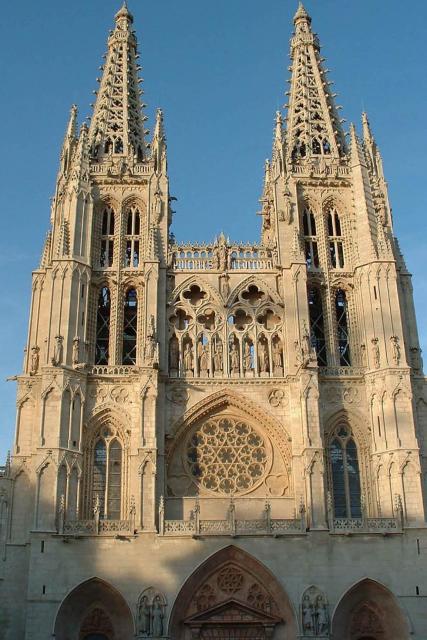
285,4,347,164
88,3,147,162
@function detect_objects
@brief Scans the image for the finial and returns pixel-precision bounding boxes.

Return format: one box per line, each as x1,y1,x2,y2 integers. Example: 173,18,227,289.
115,1,133,24
362,111,373,143
294,2,311,23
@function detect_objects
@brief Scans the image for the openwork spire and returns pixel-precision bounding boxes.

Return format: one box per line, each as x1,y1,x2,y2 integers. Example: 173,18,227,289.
285,4,347,163
88,3,147,162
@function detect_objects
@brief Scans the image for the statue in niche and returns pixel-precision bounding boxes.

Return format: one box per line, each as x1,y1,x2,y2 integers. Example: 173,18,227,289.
30,346,40,375
371,337,380,369
199,344,209,374
272,341,283,370
51,335,63,366
281,179,293,224
152,596,164,637
243,341,252,371
183,342,194,373
258,341,269,373
316,596,329,635
138,596,151,635
301,587,329,636
230,342,240,373
145,316,158,366
213,234,228,271
213,340,223,373
302,595,314,633
72,337,80,366
390,335,401,366
169,337,179,370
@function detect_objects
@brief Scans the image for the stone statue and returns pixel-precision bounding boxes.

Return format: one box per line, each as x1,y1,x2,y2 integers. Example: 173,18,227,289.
243,342,252,371
213,341,223,373
390,335,401,366
72,337,80,366
183,343,194,373
302,595,313,633
316,596,328,634
139,596,151,635
152,596,164,637
230,342,239,373
199,344,209,374
371,338,380,369
52,335,63,366
272,341,282,369
169,337,179,370
258,341,269,373
30,346,40,375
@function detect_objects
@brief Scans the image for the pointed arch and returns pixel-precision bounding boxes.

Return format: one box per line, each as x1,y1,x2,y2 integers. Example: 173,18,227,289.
54,577,134,640
169,545,297,639
226,275,281,307
171,275,223,307
331,578,409,640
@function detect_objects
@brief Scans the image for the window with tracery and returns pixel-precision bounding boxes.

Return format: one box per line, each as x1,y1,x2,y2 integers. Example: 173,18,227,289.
327,209,344,268
186,417,269,494
95,287,110,365
91,437,123,519
335,289,351,366
302,209,319,269
122,288,138,364
124,206,141,267
330,425,361,518
308,287,327,366
100,207,115,268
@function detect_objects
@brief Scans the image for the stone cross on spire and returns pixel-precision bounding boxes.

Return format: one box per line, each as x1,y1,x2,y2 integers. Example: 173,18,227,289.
285,3,347,163
88,3,148,162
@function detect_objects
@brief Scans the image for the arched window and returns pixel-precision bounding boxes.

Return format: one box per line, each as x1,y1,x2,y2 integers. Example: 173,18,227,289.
302,208,319,269
330,425,361,518
327,208,344,268
308,287,327,366
91,438,123,519
335,289,351,365
122,288,138,364
95,287,110,365
124,206,141,267
100,207,115,268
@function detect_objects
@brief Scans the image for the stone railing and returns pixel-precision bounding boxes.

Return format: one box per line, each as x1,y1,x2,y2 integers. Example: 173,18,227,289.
170,242,276,272
89,365,140,376
319,366,365,377
291,164,351,178
159,498,306,537
61,518,134,536
331,517,402,534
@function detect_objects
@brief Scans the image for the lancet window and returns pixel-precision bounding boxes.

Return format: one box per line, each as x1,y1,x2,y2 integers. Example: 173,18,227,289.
302,209,319,269
329,425,361,518
335,289,351,366
95,287,111,365
327,209,344,268
122,288,138,365
100,206,115,268
308,287,327,366
124,206,141,267
92,437,123,519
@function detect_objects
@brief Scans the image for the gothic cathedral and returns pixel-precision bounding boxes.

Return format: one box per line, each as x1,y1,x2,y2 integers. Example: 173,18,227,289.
1,4,426,639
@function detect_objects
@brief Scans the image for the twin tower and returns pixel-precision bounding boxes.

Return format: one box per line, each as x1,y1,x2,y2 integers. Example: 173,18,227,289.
1,4,427,640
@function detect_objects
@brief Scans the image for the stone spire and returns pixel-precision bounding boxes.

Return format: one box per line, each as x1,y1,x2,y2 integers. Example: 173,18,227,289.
285,3,347,163
152,108,167,174
60,104,78,176
88,3,148,162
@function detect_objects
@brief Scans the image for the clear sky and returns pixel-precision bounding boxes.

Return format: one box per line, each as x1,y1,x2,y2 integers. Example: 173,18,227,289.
0,0,426,459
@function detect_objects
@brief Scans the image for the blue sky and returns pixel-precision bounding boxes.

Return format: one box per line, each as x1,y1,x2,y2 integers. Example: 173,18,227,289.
0,0,426,459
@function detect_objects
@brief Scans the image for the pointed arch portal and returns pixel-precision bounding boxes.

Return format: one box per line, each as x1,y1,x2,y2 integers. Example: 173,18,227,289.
169,546,297,640
54,577,134,640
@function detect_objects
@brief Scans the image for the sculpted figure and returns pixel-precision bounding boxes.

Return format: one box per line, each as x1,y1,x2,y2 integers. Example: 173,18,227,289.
139,596,151,635
230,343,239,373
272,341,282,369
316,596,328,634
371,338,380,369
152,596,164,637
169,338,179,370
52,335,63,366
302,595,313,633
199,344,209,373
72,337,80,365
183,343,194,372
30,346,40,375
243,341,252,371
213,341,223,373
258,341,269,373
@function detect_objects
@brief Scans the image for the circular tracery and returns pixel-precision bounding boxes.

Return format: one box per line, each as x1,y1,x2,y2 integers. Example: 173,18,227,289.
185,416,269,494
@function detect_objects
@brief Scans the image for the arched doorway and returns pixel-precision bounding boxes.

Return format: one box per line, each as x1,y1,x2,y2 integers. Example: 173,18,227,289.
332,578,409,640
54,577,134,640
169,545,297,640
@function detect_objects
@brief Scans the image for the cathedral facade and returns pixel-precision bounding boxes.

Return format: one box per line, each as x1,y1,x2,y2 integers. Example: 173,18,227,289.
1,3,427,639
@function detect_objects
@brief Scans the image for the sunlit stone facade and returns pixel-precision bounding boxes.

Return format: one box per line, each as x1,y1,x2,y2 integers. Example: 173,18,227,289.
1,3,427,639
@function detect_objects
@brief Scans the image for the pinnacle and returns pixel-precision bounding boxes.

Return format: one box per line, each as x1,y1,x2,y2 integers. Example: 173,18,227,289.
294,2,311,23
115,1,133,24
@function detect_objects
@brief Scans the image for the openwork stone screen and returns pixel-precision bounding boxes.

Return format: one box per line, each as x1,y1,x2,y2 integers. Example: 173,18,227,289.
185,417,268,494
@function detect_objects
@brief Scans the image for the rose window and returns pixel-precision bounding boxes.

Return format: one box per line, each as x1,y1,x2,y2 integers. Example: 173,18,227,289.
185,417,269,494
